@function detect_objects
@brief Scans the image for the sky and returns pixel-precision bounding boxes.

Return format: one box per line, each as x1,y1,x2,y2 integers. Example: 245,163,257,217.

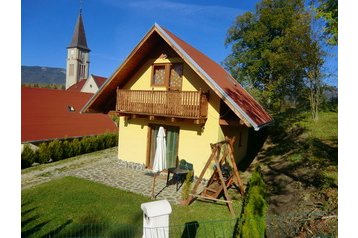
21,0,254,79
21,0,337,86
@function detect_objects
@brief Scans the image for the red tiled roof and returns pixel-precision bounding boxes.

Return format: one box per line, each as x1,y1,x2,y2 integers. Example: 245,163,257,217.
66,79,87,92
21,87,117,143
92,75,107,88
161,27,273,128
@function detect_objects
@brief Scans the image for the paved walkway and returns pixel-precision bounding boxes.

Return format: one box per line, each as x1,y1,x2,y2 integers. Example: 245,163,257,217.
21,147,203,204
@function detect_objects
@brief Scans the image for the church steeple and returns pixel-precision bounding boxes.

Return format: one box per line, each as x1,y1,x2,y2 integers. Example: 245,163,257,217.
67,12,90,52
65,11,90,90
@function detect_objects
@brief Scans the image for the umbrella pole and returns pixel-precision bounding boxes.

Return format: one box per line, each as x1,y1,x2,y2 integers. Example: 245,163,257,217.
152,173,157,199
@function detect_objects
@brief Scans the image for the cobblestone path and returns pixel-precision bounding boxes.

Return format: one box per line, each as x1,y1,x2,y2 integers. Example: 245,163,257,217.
21,147,196,204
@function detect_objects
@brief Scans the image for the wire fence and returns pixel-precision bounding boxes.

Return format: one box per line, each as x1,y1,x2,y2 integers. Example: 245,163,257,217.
25,212,338,237
38,218,238,238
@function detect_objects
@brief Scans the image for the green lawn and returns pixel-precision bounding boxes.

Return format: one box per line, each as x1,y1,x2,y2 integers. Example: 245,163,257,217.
296,111,338,141
22,176,241,237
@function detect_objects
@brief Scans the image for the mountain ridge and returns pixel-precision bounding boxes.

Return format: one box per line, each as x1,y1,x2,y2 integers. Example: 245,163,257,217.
21,66,66,85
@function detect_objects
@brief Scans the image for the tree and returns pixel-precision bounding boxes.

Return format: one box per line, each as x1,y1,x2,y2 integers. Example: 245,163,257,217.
225,0,324,115
315,0,338,45
303,9,326,121
305,40,324,121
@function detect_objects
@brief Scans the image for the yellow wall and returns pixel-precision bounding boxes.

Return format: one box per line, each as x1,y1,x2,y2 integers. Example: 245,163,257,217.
218,125,249,164
118,56,225,178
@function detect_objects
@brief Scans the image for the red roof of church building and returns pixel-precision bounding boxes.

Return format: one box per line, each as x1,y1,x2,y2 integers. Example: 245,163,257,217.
66,75,107,92
92,75,107,88
21,87,117,143
66,79,87,92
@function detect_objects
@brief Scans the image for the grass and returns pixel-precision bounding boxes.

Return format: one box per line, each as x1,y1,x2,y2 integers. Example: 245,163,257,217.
269,110,338,180
297,111,338,141
22,176,241,237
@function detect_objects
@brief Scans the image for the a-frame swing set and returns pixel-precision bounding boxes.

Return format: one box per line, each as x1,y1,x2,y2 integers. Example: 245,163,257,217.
185,137,245,216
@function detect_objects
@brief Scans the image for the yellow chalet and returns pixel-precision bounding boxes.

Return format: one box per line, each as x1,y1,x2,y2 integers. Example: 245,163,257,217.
82,24,273,178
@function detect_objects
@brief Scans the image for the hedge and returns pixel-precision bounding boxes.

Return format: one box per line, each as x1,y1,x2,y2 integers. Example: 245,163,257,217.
234,167,268,238
21,133,118,169
21,145,36,169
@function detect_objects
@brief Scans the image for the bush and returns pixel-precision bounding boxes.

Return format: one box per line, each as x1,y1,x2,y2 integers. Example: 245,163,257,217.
21,145,36,169
48,139,64,161
235,168,267,238
71,138,82,156
62,140,72,159
80,136,93,154
37,143,51,164
181,170,194,201
22,133,118,168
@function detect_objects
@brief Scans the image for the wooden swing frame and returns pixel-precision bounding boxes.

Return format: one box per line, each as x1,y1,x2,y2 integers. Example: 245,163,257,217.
185,137,245,216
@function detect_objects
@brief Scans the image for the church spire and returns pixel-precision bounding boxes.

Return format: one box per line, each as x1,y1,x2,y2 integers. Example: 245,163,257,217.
65,8,91,90
67,12,90,52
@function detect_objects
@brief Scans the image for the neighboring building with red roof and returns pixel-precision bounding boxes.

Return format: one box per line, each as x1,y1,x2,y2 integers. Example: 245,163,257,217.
67,74,107,94
21,87,117,143
82,24,272,178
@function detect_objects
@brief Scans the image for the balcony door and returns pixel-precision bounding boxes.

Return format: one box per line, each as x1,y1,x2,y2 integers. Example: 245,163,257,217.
147,125,179,169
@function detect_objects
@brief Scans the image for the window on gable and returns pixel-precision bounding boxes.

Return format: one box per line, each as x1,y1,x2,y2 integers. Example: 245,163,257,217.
151,63,183,90
169,63,183,90
152,65,166,86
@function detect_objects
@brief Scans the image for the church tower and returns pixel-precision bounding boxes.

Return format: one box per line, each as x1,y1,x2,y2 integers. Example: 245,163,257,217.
66,11,90,90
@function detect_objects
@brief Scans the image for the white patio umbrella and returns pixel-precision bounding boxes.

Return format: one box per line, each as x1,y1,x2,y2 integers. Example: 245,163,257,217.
151,126,167,198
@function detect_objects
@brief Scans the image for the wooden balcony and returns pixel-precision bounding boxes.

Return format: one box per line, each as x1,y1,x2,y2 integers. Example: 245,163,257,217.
116,89,208,123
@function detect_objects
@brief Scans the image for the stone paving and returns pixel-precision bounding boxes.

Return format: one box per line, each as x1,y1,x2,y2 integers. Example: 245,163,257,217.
21,147,203,204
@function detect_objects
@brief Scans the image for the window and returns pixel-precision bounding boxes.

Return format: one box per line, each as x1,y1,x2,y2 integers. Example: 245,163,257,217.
152,65,166,86
67,106,75,112
69,64,74,76
169,64,183,90
148,125,179,168
151,63,183,90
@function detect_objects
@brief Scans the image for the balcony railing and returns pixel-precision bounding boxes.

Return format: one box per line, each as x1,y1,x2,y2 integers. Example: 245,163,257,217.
116,89,208,120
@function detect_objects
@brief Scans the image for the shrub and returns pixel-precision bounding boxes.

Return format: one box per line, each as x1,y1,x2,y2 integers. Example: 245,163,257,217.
181,170,194,201
90,136,99,152
71,138,82,156
111,114,119,127
235,168,267,238
62,140,72,158
21,133,118,169
48,139,64,161
37,143,51,164
82,136,90,153
98,133,110,150
21,145,35,169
